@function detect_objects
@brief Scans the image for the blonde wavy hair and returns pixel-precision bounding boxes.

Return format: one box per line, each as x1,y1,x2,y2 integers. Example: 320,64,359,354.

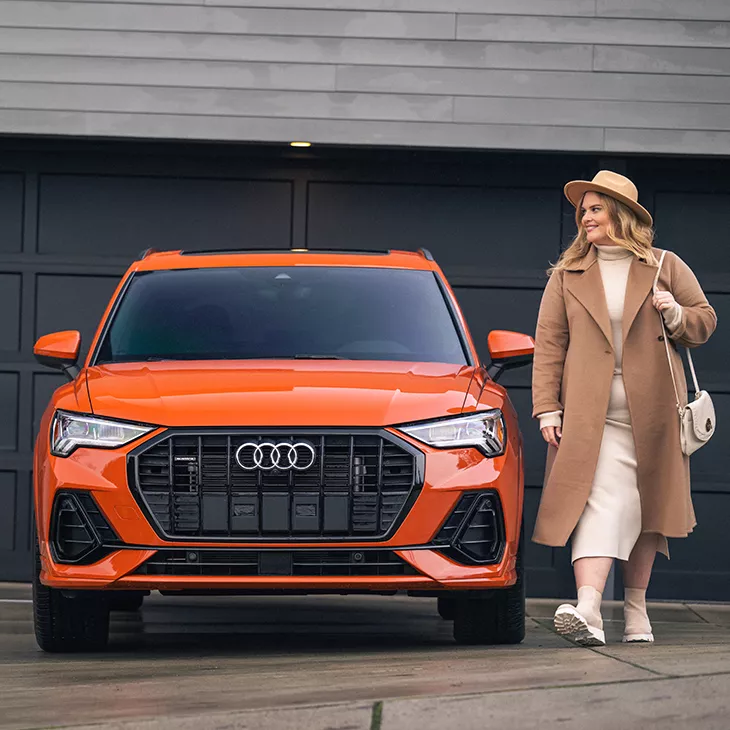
549,192,657,275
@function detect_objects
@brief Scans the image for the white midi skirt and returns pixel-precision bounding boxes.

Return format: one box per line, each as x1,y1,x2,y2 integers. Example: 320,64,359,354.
571,374,668,563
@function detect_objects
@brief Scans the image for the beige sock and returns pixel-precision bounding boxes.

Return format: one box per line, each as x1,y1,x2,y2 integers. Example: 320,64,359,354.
576,585,603,630
624,587,652,635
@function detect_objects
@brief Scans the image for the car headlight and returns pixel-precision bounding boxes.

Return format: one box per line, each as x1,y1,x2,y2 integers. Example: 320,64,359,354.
51,411,155,457
398,410,506,457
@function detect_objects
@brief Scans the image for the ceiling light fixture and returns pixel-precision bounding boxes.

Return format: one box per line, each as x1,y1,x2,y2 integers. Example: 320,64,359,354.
290,141,312,148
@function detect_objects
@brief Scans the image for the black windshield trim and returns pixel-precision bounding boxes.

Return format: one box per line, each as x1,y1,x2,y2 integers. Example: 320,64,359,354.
88,271,135,368
433,273,475,367
180,248,391,257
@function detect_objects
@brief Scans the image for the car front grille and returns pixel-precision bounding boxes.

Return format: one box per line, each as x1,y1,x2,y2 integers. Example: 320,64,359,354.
128,430,423,541
133,549,420,577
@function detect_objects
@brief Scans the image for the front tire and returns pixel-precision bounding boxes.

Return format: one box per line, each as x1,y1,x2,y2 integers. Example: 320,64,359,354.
33,535,110,653
109,592,145,612
452,531,525,646
437,596,456,620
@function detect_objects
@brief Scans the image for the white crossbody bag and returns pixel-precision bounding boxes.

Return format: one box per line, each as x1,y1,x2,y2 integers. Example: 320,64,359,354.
654,250,715,456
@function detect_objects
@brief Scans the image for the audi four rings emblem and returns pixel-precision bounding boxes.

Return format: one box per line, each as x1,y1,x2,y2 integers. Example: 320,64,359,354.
235,441,316,471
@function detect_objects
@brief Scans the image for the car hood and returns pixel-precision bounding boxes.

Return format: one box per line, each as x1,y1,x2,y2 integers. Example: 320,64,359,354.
85,360,488,427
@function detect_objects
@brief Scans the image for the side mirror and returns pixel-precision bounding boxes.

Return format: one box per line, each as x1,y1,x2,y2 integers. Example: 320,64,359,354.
486,330,535,382
34,331,82,381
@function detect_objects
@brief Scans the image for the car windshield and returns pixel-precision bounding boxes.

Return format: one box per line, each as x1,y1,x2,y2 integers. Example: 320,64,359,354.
95,266,468,365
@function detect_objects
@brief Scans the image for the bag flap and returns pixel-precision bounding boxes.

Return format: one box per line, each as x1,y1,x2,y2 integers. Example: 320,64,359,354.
686,392,716,442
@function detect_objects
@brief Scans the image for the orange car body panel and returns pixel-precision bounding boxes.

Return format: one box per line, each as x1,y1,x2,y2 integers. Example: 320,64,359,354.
85,361,483,427
35,249,524,594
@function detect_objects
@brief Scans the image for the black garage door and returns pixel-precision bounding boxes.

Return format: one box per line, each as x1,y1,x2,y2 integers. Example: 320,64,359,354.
0,139,727,601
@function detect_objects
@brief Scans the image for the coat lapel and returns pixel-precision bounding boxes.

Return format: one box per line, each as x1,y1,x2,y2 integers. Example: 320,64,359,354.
622,257,657,344
564,247,614,350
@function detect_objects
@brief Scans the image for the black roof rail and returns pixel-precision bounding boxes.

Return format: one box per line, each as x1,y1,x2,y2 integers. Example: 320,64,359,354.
138,248,159,260
180,247,392,256
418,248,435,261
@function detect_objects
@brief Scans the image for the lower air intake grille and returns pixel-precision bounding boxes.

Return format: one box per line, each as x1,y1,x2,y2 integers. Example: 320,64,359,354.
433,491,504,565
134,549,420,577
51,491,121,564
129,430,423,541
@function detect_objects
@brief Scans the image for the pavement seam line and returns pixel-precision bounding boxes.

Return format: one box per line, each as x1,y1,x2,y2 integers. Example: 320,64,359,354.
370,700,383,730
378,670,730,703
684,604,712,624
588,647,666,677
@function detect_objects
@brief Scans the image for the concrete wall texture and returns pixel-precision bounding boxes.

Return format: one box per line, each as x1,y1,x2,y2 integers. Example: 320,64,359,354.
0,0,729,154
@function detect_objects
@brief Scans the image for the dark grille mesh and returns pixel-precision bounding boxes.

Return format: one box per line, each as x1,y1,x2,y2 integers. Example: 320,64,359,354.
51,491,121,564
54,495,97,561
130,432,420,540
134,549,420,577
433,491,504,565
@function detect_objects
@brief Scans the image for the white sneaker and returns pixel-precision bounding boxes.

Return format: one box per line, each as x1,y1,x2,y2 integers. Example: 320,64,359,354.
554,604,606,646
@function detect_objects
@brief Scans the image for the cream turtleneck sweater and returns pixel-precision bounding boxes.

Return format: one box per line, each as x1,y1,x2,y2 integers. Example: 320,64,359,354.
597,243,633,373
538,246,682,430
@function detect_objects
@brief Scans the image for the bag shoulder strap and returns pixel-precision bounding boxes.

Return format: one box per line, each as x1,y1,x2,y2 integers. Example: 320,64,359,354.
653,250,701,408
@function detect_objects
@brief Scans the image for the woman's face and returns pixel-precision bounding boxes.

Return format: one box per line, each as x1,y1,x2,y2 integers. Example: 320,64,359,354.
580,192,612,246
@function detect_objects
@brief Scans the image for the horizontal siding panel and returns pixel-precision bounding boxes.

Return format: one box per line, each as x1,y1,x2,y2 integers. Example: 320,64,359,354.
209,0,595,13
455,96,730,131
68,0,200,3
58,0,730,20
595,45,730,76
0,55,337,92
337,65,730,104
605,127,730,156
0,82,454,122
0,108,606,150
597,0,730,22
60,0,594,12
457,14,730,48
0,2,455,39
0,27,593,71
0,2,727,156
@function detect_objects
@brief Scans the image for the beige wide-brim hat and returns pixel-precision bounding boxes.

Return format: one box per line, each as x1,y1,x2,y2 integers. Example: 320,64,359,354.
564,170,653,226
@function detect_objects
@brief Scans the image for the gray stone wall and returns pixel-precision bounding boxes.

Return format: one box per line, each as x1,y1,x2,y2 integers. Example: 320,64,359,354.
0,1,729,154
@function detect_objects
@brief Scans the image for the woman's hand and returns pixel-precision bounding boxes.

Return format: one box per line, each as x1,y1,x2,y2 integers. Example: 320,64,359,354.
541,426,562,448
652,289,677,313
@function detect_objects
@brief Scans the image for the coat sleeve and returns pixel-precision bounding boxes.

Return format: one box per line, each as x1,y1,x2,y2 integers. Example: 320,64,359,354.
532,271,569,418
667,253,717,348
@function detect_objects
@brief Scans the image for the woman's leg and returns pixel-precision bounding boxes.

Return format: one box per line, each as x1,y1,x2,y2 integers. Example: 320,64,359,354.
620,533,659,642
622,532,658,589
574,556,614,592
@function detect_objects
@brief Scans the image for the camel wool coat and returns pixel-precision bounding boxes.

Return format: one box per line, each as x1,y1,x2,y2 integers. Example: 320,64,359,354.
531,246,716,548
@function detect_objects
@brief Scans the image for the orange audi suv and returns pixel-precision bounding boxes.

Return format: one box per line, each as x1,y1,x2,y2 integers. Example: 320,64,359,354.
33,248,534,652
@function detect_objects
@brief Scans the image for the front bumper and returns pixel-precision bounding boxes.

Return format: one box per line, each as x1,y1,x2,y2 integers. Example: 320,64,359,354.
40,546,518,592
36,428,523,592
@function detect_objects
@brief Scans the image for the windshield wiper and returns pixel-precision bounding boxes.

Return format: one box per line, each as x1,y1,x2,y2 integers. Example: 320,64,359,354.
293,354,350,360
112,354,352,363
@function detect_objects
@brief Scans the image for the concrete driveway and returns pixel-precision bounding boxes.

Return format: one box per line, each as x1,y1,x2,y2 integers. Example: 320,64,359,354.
1,583,729,730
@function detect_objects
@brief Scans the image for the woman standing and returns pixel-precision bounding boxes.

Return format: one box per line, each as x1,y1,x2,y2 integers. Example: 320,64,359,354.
532,170,716,646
